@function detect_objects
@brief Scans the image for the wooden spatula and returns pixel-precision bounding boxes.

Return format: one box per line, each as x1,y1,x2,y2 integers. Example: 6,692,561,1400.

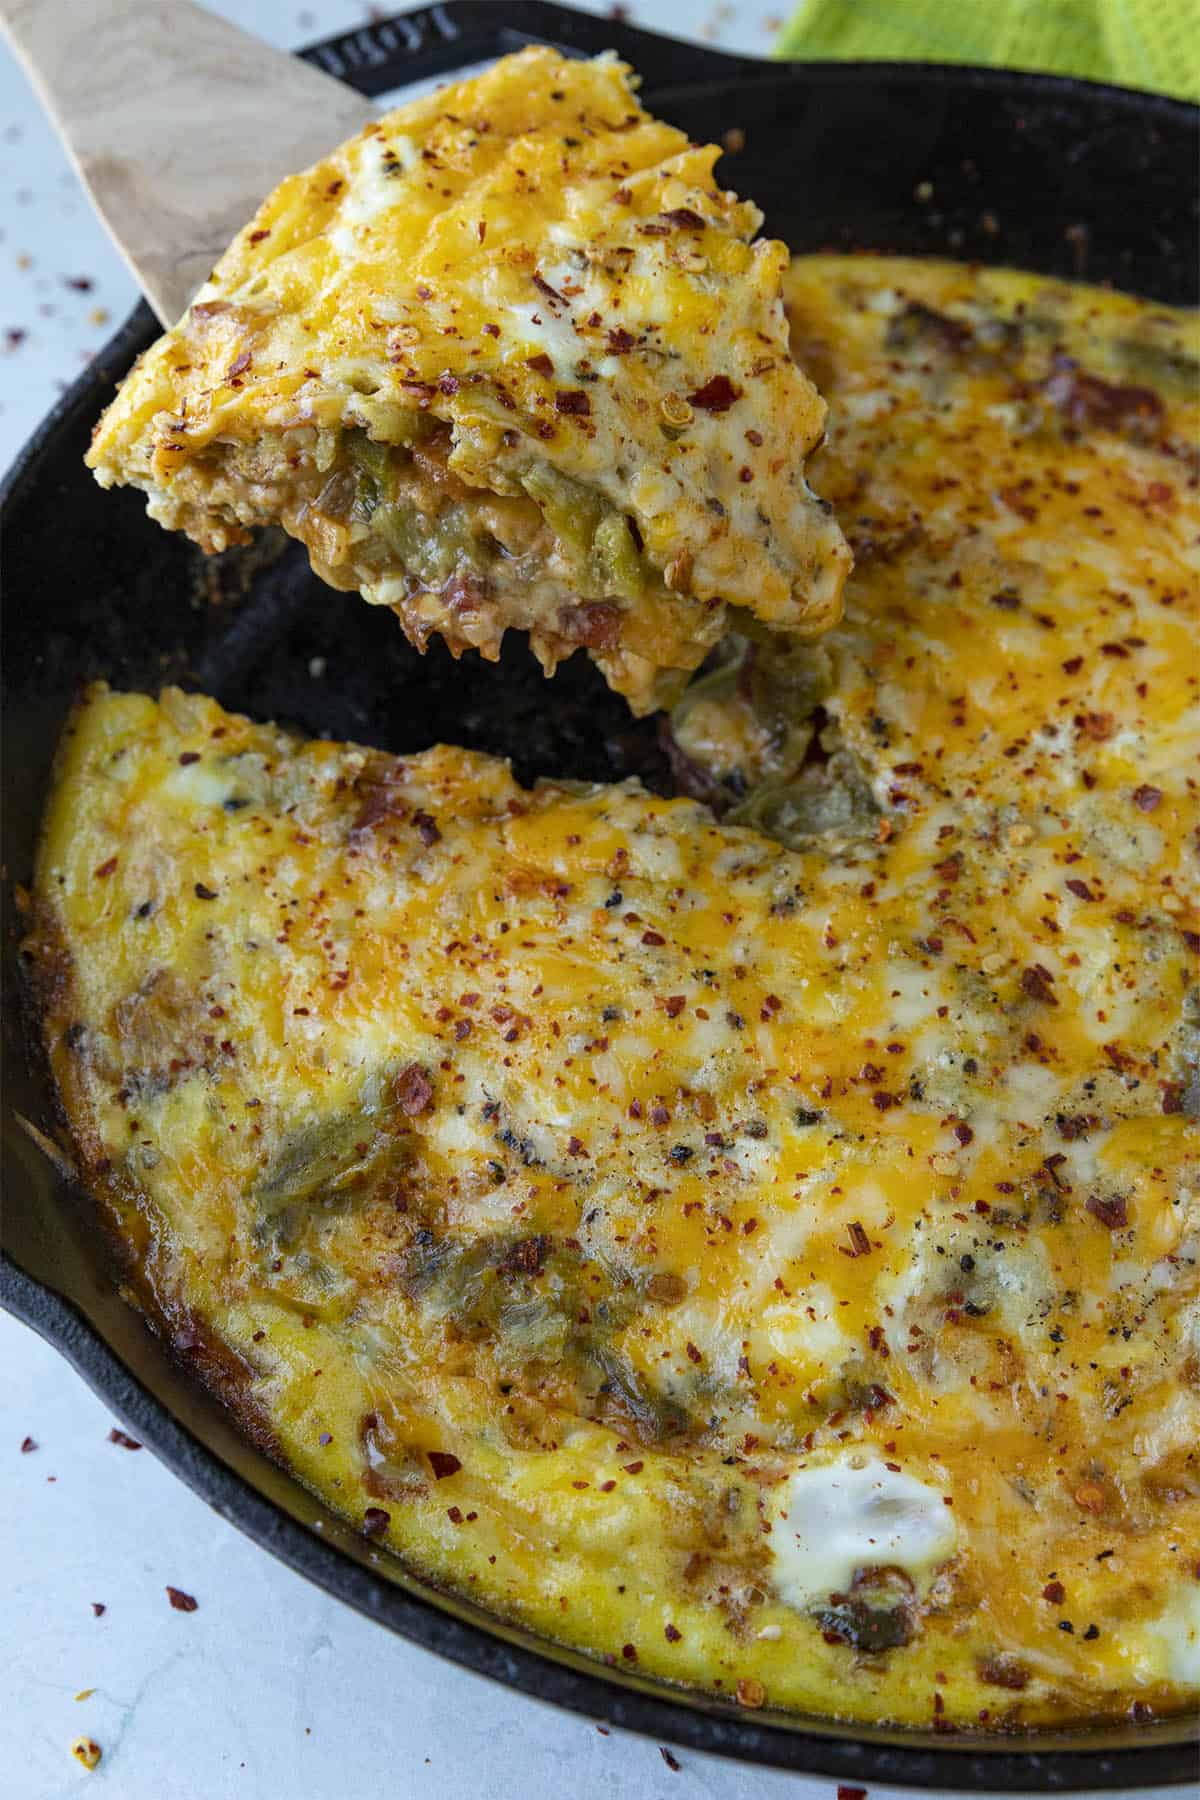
0,0,374,325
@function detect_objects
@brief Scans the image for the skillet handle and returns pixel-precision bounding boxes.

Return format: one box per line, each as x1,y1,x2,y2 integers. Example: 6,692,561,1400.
299,0,766,99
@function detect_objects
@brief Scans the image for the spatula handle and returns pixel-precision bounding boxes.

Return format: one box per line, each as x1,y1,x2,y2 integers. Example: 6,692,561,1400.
0,0,372,325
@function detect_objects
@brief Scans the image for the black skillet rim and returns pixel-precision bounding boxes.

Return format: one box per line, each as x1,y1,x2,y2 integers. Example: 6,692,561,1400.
2,3,1198,1787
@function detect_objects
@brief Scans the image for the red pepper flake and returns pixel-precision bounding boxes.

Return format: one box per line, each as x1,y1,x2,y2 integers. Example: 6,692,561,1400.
532,273,565,304
953,1123,975,1146
20,1436,37,1454
1042,1152,1071,1190
642,929,666,947
745,428,764,447
555,389,590,416
1042,1580,1066,1604
685,1340,702,1364
108,1428,142,1450
660,1747,682,1771
94,857,118,878
999,486,1037,521
871,1090,898,1111
526,352,554,376
428,1451,462,1480
606,327,635,353
454,1019,472,1041
394,1063,434,1115
1161,1082,1185,1115
194,882,218,901
362,1507,390,1538
446,1506,464,1524
1058,1114,1093,1140
837,1789,868,1800
664,1623,682,1642
1065,878,1094,900
1086,1193,1128,1229
1100,642,1129,658
1132,784,1162,812
178,750,200,766
166,1587,198,1612
226,349,252,381
846,1221,871,1257
934,852,963,881
1020,965,1058,1006
1061,656,1084,674
660,995,686,1018
687,374,740,413
623,1460,644,1475
622,1642,638,1661
662,207,705,229
412,809,441,846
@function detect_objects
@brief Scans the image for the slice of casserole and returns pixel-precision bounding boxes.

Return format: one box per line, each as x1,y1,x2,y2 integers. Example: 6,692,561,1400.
85,48,850,713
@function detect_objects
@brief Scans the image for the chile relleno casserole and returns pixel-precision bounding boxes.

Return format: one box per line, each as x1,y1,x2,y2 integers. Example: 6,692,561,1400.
25,256,1199,1729
84,49,849,716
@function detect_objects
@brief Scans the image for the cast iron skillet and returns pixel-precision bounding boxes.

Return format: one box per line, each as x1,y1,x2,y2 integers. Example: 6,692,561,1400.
3,3,1198,1786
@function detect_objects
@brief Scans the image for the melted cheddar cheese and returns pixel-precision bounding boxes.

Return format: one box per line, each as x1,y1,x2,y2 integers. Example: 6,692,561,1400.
85,49,848,714
28,254,1199,1733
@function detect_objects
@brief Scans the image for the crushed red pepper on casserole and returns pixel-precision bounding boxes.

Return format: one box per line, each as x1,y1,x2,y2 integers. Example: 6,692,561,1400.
84,48,848,715
25,254,1199,1730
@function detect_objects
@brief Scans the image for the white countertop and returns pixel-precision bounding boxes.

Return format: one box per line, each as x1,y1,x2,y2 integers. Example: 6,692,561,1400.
0,5,1181,1798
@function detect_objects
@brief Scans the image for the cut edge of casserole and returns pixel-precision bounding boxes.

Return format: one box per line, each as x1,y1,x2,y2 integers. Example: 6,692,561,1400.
85,47,851,714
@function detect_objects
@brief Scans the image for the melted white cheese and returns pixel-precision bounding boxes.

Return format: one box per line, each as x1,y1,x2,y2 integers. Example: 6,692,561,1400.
769,1455,958,1608
1145,1584,1200,1687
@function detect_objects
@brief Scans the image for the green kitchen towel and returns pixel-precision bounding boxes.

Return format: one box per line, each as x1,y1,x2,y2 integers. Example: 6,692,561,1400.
777,0,1200,103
